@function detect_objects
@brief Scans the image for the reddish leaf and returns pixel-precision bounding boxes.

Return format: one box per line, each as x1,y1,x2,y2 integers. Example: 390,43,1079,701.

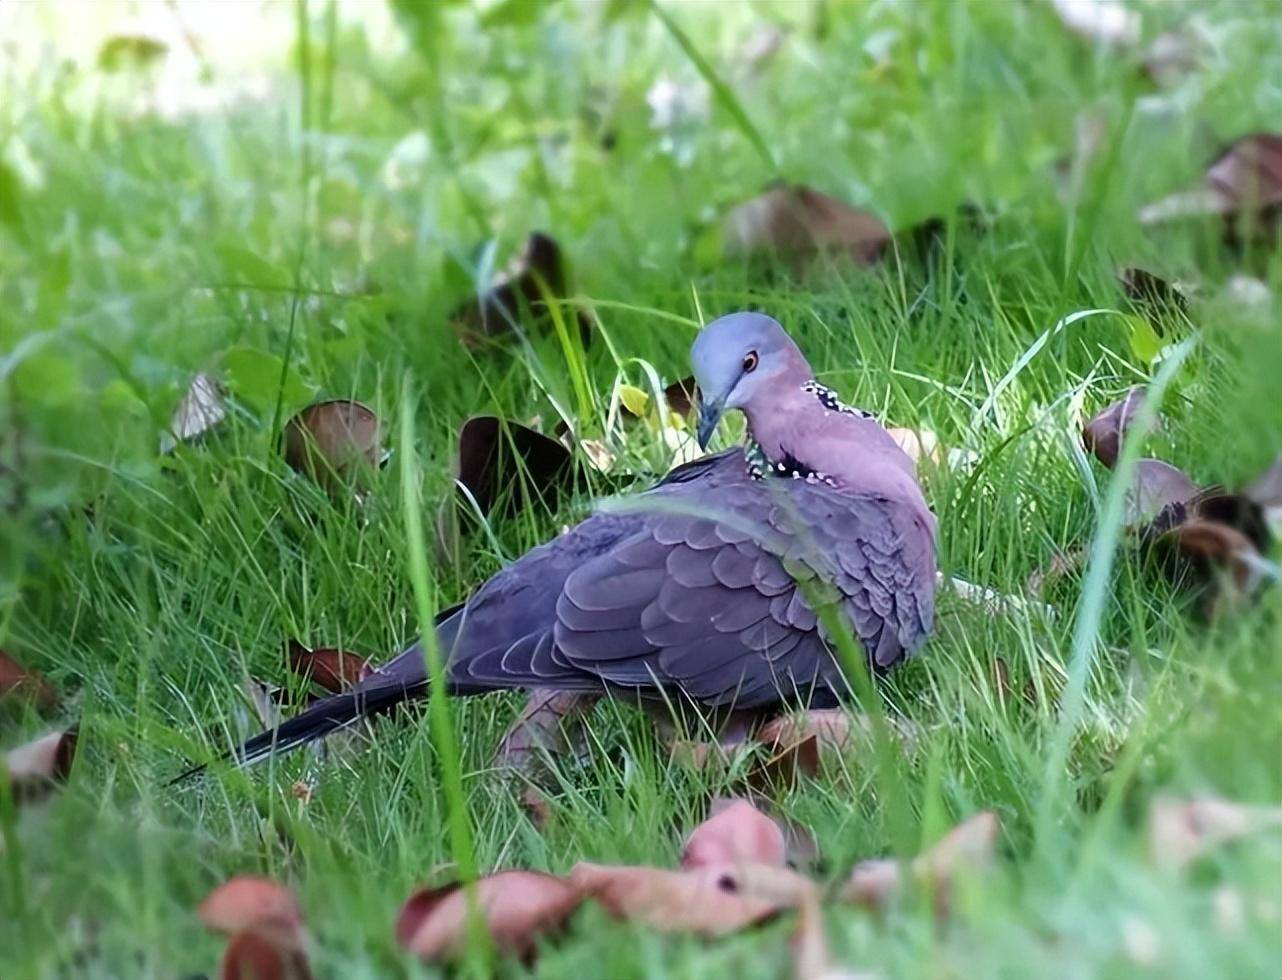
395,870,582,963
198,877,303,939
221,929,312,980
723,183,890,268
286,640,373,694
0,650,58,712
682,798,787,870
569,862,782,936
1082,388,1156,469
280,400,384,490
4,727,77,803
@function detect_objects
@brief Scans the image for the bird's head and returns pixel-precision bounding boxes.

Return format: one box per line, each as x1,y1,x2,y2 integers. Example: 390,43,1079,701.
690,312,811,449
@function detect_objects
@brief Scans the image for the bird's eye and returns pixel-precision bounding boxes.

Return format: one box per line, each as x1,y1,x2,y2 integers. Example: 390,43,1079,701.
742,351,759,373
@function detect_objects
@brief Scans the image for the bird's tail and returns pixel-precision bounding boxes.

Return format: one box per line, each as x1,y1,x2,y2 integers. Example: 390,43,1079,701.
174,607,466,785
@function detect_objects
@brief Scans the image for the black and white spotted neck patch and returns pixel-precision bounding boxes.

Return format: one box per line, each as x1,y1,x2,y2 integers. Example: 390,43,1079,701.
802,379,874,419
744,439,837,487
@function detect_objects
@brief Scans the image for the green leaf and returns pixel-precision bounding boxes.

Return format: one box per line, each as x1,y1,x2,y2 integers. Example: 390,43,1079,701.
617,383,651,418
215,244,291,290
1125,314,1162,365
0,162,22,230
222,346,315,416
97,35,168,73
12,349,80,407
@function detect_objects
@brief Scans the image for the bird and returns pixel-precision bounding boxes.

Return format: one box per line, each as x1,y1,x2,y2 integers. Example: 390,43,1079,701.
201,312,937,772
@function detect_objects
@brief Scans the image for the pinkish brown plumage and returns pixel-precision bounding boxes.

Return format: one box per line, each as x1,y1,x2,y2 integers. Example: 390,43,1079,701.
189,312,937,776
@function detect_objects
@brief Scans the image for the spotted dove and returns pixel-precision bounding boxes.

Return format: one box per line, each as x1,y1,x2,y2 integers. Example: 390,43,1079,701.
220,313,937,768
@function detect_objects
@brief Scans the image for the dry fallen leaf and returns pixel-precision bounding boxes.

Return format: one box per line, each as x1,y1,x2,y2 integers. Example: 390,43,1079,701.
886,427,944,469
570,861,784,937
395,870,583,963
4,727,77,803
221,929,313,980
1139,133,1282,243
1118,268,1190,317
280,400,385,490
841,811,999,918
286,640,374,694
1148,796,1282,872
453,416,577,519
723,183,891,269
162,371,227,452
1125,459,1199,528
682,798,788,871
0,650,58,712
451,232,590,345
1082,388,1157,470
198,877,304,938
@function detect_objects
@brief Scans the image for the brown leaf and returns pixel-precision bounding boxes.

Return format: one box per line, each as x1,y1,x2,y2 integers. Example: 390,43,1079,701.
839,858,902,912
198,877,304,939
0,650,58,712
664,376,698,419
840,811,999,919
395,870,582,962
1148,797,1282,872
1139,133,1282,243
1118,268,1190,317
1153,519,1264,616
723,183,890,268
682,798,788,870
1082,387,1156,469
285,640,373,694
453,416,576,520
570,862,782,936
221,929,313,980
4,727,77,803
451,232,590,345
163,371,227,452
280,400,384,490
1125,459,1199,528
758,709,856,758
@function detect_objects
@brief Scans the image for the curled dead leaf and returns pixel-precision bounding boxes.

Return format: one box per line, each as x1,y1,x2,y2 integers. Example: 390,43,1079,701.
570,861,783,936
1082,388,1156,469
1125,459,1199,528
1139,133,1282,244
221,929,313,980
281,400,385,489
198,877,303,939
1148,796,1282,872
395,870,582,962
723,183,890,269
841,811,999,918
886,427,944,469
451,232,589,345
286,640,374,694
682,798,788,870
163,371,227,452
453,416,576,519
1118,268,1189,317
0,650,58,712
4,727,77,803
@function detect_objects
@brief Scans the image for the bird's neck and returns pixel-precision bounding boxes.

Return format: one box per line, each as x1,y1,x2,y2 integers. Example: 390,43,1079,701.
744,378,914,489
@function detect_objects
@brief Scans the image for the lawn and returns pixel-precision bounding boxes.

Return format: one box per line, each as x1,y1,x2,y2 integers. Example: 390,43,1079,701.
2,1,1280,977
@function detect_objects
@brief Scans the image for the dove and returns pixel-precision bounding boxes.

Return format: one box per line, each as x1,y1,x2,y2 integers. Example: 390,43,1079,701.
191,312,936,773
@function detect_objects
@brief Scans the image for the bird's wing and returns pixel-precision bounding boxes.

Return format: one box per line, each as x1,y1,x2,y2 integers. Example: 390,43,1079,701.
451,449,935,708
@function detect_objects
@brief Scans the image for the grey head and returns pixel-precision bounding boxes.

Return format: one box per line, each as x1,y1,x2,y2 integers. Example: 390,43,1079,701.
690,312,812,448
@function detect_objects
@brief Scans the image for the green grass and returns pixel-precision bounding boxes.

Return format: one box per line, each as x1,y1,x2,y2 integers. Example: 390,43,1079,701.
2,1,1280,976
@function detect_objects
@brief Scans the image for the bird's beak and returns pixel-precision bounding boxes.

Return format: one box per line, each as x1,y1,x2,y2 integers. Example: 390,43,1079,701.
696,396,724,450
